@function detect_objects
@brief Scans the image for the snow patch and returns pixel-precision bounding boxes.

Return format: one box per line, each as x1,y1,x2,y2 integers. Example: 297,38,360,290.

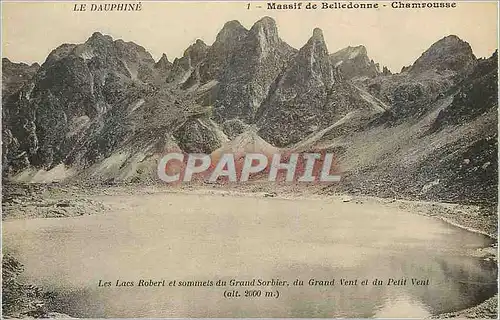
292,111,358,150
66,115,91,138
422,179,440,193
13,164,76,183
79,48,96,61
117,150,149,180
120,59,138,80
179,69,194,84
348,48,362,59
309,41,317,69
93,151,131,176
24,83,35,100
197,80,218,93
354,85,390,112
257,26,270,59
130,99,145,113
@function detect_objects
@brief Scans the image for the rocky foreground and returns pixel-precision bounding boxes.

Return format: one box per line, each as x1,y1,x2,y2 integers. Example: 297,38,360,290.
431,295,498,319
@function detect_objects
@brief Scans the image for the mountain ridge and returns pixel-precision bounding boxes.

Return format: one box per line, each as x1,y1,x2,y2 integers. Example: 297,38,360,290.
5,31,487,76
2,17,497,207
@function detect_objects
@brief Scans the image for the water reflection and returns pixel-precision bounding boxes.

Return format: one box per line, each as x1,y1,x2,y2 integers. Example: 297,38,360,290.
2,193,497,318
374,293,430,318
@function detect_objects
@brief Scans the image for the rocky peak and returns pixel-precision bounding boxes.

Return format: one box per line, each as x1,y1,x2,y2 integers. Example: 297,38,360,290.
250,16,278,37
256,28,349,146
382,66,392,75
80,32,115,56
215,20,248,45
44,43,78,65
167,39,210,85
312,27,324,40
70,33,157,82
329,45,379,79
88,31,114,44
2,58,40,95
179,39,209,70
63,32,113,66
212,17,296,123
197,21,249,84
330,45,368,60
190,39,208,53
2,58,40,73
296,27,334,87
155,53,172,70
347,45,367,56
355,45,368,55
409,35,477,74
266,26,334,89
248,16,280,53
113,39,156,67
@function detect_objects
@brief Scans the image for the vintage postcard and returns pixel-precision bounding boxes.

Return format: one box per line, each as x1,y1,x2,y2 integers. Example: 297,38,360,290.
1,0,498,318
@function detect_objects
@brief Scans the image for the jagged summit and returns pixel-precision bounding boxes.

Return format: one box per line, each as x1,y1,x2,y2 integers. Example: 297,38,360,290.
256,26,348,146
187,39,208,53
155,53,172,71
2,18,497,208
196,20,249,84
223,19,245,29
86,31,114,45
300,27,333,85
194,39,206,46
249,16,279,44
174,39,209,70
253,24,333,94
157,53,169,63
312,27,324,39
215,20,248,43
329,44,379,79
251,16,277,31
437,34,466,44
2,57,40,68
212,16,296,123
349,45,367,57
331,45,368,59
2,58,40,95
304,28,328,49
179,39,208,55
409,34,476,73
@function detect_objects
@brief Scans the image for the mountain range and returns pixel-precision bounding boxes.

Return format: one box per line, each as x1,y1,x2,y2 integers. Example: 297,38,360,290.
2,16,497,207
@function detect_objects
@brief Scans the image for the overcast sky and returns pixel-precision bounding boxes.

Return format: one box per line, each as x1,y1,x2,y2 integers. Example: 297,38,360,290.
2,1,498,72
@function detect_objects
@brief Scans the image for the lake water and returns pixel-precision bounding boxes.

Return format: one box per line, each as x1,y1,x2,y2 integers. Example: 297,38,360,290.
2,193,497,318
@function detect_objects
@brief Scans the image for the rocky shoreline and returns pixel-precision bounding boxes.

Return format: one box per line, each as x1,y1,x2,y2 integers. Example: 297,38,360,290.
1,254,74,319
431,294,498,319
